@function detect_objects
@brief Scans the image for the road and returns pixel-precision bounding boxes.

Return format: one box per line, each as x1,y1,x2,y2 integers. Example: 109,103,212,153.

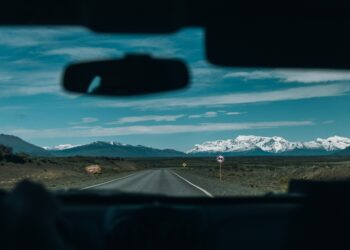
82,169,213,197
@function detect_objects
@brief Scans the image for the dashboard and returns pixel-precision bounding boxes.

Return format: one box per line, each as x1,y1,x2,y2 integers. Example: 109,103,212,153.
0,180,348,250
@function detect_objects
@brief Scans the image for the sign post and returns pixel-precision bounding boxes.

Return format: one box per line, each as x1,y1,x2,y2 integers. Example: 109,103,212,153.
182,162,187,168
216,155,224,181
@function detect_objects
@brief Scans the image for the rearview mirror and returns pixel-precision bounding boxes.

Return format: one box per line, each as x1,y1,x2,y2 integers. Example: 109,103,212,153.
62,55,190,96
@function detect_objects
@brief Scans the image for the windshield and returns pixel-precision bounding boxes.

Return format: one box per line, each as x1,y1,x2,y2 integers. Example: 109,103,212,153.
1,27,350,196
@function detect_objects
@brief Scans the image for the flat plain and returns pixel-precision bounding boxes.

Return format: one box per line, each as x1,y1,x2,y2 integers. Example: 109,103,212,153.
1,156,350,195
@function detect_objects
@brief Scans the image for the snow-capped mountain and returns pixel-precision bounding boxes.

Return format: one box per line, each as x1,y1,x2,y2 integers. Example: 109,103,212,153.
91,141,127,147
43,144,80,151
188,135,350,155
303,136,350,151
44,142,126,151
47,141,185,157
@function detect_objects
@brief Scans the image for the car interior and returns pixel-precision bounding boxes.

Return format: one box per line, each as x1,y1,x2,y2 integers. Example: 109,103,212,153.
0,0,350,249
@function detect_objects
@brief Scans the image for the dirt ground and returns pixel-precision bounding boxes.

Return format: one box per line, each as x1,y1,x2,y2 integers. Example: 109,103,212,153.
1,156,350,193
131,156,350,193
0,156,142,190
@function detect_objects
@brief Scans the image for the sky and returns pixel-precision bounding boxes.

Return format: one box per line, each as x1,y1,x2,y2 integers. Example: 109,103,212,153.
0,27,350,151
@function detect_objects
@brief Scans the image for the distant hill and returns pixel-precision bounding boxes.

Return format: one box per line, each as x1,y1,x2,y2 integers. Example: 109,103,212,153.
278,148,333,156
334,146,350,155
0,134,51,156
190,148,334,157
49,141,186,158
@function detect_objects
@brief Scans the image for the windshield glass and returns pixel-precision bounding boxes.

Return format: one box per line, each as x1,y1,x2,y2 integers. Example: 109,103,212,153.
1,27,350,196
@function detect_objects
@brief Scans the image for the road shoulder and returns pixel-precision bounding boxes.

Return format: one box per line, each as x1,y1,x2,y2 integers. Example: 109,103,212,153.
172,168,262,196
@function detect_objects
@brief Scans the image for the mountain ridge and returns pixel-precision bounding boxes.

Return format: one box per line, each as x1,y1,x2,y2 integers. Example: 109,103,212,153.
188,135,350,155
0,134,51,156
1,134,350,157
47,141,186,158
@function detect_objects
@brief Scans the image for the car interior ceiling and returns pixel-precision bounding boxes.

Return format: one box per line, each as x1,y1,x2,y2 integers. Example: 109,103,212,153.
1,0,350,249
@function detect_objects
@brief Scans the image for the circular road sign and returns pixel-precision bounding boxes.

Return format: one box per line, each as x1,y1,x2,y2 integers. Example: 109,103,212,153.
216,155,225,163
182,162,187,167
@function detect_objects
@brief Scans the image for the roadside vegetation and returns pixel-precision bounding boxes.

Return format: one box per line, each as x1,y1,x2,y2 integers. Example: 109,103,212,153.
0,145,145,190
131,157,350,194
1,144,350,194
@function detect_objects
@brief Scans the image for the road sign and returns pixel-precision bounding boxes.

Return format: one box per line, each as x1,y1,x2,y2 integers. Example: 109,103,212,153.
216,155,224,181
216,155,224,163
182,162,187,168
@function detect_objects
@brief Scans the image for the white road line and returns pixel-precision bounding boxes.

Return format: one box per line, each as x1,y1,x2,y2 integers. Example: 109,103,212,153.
80,172,138,190
170,171,214,198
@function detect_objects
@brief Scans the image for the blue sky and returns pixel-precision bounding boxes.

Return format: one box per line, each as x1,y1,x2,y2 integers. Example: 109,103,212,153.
0,27,350,151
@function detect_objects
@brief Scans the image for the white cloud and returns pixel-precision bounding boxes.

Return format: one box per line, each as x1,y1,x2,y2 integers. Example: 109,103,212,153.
322,120,335,124
100,37,182,57
190,60,226,86
0,106,26,111
187,111,243,119
107,114,184,124
70,117,99,125
0,70,61,97
0,85,60,97
0,69,79,98
82,117,98,123
224,69,350,83
43,47,119,60
226,112,242,116
0,70,59,84
7,120,313,139
0,27,88,47
70,126,93,129
116,38,175,50
94,84,350,109
189,112,218,119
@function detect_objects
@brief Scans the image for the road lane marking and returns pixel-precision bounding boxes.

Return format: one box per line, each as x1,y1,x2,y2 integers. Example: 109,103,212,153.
170,171,214,198
80,172,139,190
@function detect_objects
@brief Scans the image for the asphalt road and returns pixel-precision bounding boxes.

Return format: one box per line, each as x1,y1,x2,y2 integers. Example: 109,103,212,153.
82,169,213,197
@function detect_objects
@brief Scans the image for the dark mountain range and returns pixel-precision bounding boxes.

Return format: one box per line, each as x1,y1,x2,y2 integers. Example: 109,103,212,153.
2,134,350,158
48,141,186,158
334,146,350,155
0,134,51,156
